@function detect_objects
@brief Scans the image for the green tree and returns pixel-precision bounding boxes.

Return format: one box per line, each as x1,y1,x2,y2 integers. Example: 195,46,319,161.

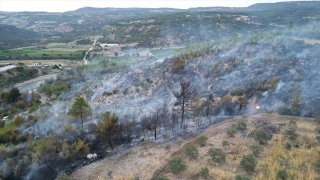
185,145,198,159
68,97,92,128
240,154,257,172
73,138,90,157
32,134,56,173
96,111,119,150
169,157,187,174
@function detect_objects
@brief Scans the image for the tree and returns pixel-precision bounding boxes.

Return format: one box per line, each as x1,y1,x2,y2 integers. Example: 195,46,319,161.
96,111,119,150
5,88,21,104
240,154,257,172
173,81,197,129
290,90,304,116
123,117,133,143
67,97,92,128
32,134,57,174
73,138,90,157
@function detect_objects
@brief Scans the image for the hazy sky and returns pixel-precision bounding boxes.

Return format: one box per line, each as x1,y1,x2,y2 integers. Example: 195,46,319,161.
0,0,295,12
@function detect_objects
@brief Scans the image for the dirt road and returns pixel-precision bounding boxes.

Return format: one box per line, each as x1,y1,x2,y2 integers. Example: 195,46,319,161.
0,65,16,72
14,73,58,92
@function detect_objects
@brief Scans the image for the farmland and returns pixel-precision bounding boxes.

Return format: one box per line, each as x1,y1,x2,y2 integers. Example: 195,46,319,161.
0,43,88,60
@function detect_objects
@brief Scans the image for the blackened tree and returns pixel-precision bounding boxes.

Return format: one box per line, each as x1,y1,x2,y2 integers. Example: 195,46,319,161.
173,81,196,129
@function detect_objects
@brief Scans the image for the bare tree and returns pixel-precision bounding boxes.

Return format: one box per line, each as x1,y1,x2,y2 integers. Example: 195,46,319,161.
173,81,197,129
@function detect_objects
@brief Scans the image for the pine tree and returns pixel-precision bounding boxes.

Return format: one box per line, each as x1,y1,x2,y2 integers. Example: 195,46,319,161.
68,97,92,128
96,111,118,150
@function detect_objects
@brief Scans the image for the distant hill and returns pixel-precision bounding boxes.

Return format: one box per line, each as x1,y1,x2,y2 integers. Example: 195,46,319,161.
248,1,320,10
67,7,181,15
0,24,39,50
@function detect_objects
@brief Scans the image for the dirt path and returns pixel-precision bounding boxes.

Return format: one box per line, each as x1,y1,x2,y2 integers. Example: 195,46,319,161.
14,73,58,92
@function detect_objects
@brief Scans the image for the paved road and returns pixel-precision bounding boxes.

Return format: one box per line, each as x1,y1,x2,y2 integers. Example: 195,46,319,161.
0,65,16,72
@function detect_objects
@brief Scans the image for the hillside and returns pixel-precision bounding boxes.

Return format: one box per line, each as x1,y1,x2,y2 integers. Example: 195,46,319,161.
1,1,320,48
71,113,320,180
0,25,39,50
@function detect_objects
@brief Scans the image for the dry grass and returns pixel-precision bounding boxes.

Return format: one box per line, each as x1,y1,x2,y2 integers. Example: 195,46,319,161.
71,114,320,180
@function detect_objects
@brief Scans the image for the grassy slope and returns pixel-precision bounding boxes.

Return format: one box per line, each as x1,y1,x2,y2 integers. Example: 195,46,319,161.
71,113,320,180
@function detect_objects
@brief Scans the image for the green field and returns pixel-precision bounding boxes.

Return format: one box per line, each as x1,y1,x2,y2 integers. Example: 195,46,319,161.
150,48,177,57
0,47,86,60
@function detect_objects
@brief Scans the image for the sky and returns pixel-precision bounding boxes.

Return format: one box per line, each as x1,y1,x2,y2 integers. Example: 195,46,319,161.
0,0,297,12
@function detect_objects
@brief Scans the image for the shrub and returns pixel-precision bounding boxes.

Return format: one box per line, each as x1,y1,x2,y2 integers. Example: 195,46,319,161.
199,167,209,179
240,154,257,172
249,143,264,157
172,58,186,72
285,142,291,150
315,159,320,169
156,175,169,180
169,157,187,174
197,135,208,146
236,120,247,130
186,145,198,159
315,116,320,125
316,127,320,134
285,129,298,141
254,129,271,144
56,173,71,180
222,140,229,148
277,169,288,180
316,136,320,143
164,144,171,150
210,149,226,163
226,127,236,137
235,175,251,180
277,106,292,115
